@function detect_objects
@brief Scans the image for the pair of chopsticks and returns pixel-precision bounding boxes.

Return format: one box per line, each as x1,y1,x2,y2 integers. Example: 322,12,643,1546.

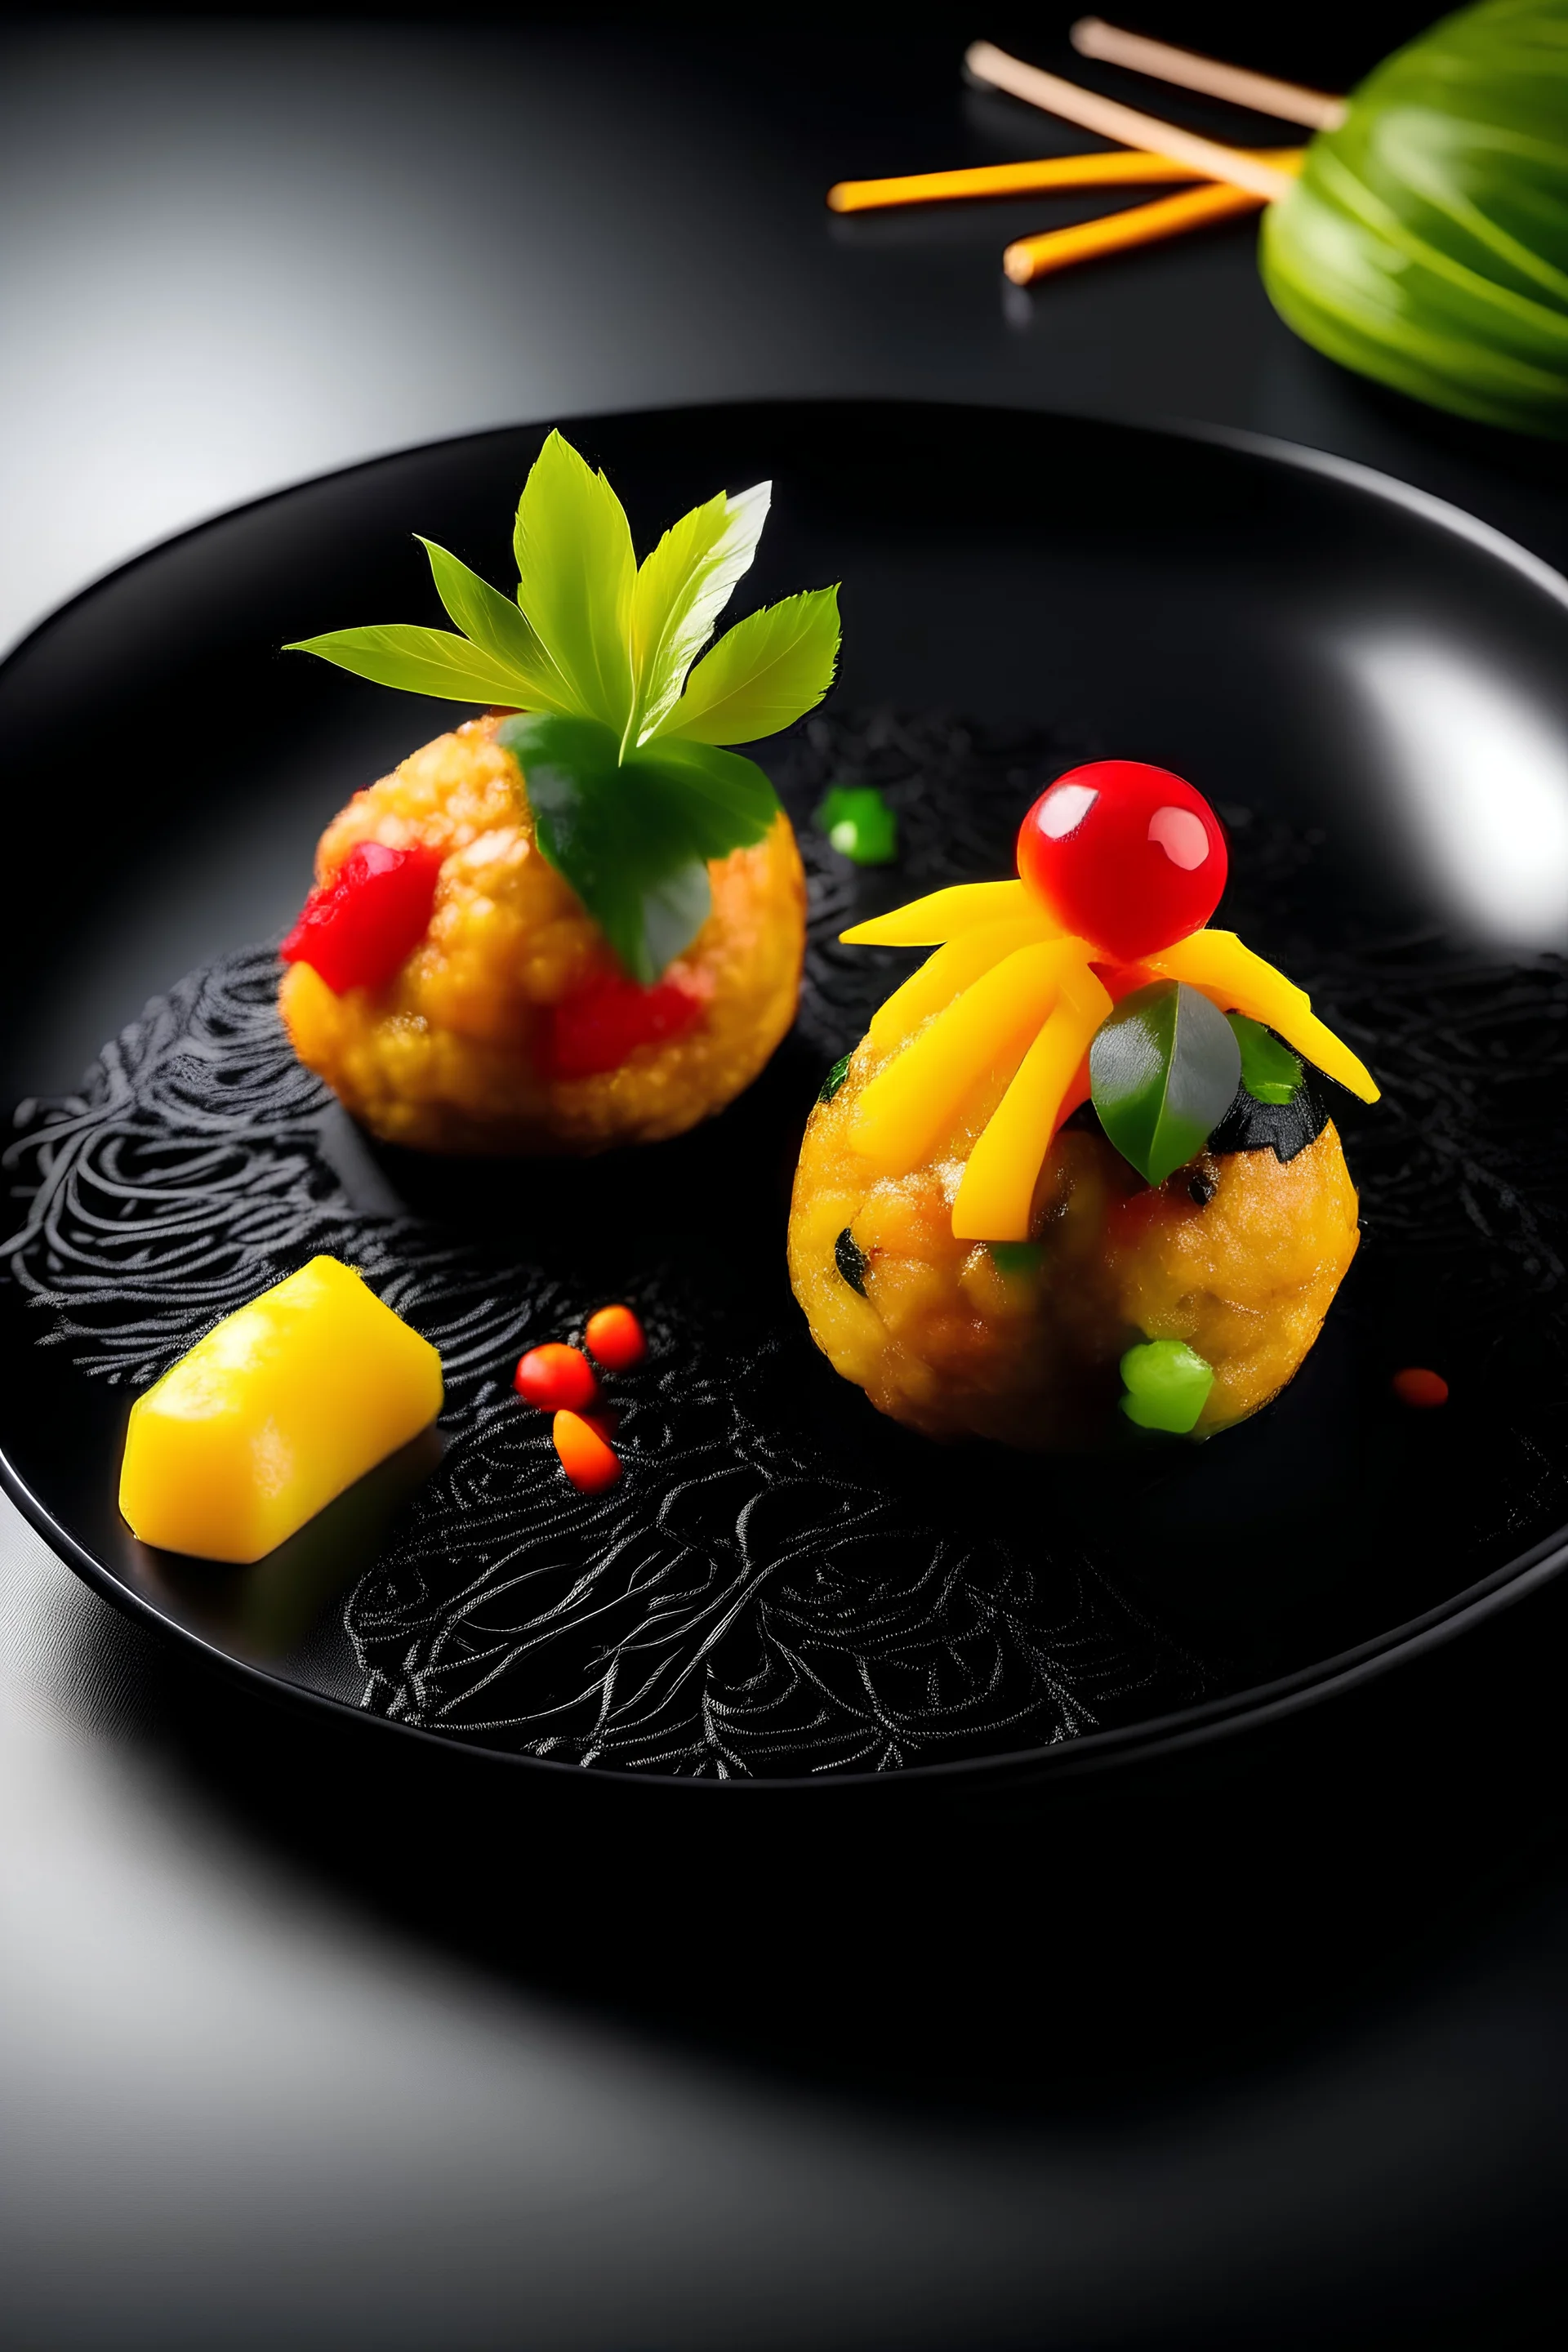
827,18,1344,286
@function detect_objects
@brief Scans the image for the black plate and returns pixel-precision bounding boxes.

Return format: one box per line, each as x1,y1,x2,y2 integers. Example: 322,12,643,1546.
4,399,1568,1794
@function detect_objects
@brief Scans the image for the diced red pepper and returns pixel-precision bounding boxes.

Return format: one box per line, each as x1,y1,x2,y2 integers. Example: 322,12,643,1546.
514,1343,599,1413
545,970,705,1081
584,1303,647,1372
281,840,444,996
1392,1367,1449,1409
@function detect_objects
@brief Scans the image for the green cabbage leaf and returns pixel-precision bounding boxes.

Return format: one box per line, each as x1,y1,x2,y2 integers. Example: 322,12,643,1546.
1260,0,1568,437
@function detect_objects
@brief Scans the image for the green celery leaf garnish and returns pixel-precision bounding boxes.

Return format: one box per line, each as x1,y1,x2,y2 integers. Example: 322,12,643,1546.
498,714,780,982
512,430,636,735
1120,1339,1214,1435
816,784,898,866
653,586,840,745
1227,1012,1303,1107
1089,979,1241,1186
282,622,554,707
628,483,770,750
288,428,841,980
416,538,572,714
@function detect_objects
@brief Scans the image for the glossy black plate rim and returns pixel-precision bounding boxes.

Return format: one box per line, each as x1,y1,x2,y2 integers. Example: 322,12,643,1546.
4,395,1568,1798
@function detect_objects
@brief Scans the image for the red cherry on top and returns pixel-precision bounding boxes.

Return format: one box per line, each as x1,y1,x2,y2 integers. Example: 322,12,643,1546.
1016,761,1227,962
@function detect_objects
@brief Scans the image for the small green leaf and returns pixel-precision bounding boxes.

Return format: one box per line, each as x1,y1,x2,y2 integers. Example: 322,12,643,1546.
1120,1339,1214,1434
1089,980,1241,1186
654,586,840,746
512,430,635,736
628,483,770,750
497,715,779,982
816,784,898,866
1227,1012,1303,1107
284,623,544,706
416,538,573,714
818,1053,852,1104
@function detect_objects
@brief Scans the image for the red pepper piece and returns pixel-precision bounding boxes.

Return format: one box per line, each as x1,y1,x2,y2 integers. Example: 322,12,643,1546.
281,840,444,996
545,971,705,1081
514,1343,599,1413
584,1304,647,1372
1392,1367,1449,1409
553,1409,621,1492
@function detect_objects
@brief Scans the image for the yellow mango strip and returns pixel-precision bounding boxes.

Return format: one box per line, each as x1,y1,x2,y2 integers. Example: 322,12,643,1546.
866,915,1061,1054
952,960,1113,1241
119,1256,443,1563
849,939,1082,1171
840,880,1045,947
1153,930,1380,1102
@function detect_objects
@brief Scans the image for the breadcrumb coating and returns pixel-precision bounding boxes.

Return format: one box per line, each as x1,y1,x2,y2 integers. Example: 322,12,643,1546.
280,715,805,1154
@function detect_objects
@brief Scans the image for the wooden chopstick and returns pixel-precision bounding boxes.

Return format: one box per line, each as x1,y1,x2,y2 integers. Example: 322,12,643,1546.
1070,18,1348,133
964,41,1298,203
827,146,1302,214
1003,180,1267,284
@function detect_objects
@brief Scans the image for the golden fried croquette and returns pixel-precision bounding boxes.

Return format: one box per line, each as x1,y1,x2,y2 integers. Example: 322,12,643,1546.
280,715,805,1154
788,1030,1360,1447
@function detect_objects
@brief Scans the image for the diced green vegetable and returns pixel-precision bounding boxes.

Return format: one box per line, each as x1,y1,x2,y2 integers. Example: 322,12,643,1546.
988,1241,1044,1278
1228,1013,1303,1107
834,1227,869,1294
815,785,898,866
1089,980,1241,1187
818,1053,853,1103
1119,1338,1215,1434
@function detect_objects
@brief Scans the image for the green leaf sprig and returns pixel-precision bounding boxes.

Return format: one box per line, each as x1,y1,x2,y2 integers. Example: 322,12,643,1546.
286,430,841,982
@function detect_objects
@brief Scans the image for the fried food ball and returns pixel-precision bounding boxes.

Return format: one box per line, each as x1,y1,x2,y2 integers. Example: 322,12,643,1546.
788,1033,1361,1447
279,715,805,1154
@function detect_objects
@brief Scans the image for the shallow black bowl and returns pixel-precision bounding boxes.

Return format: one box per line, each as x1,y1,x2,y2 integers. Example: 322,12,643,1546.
4,399,1568,1797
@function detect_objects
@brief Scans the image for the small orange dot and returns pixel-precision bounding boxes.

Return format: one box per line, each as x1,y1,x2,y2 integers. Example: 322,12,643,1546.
552,1408,621,1492
584,1304,647,1372
1393,1367,1449,1409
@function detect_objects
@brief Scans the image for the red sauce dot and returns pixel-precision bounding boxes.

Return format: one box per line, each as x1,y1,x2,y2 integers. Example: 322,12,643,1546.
585,1304,647,1371
1392,1367,1449,1409
514,1343,599,1413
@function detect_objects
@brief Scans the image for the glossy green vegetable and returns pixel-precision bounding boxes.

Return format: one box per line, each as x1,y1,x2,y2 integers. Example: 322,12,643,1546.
1228,1013,1303,1107
1119,1339,1215,1435
1089,980,1241,1187
816,784,898,865
1261,1,1568,438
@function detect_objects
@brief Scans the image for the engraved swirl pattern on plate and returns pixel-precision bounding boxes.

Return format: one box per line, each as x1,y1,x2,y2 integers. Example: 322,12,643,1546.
7,713,1567,1772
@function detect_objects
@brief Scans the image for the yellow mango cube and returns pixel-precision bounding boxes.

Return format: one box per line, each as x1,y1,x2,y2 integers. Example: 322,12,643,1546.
118,1256,443,1563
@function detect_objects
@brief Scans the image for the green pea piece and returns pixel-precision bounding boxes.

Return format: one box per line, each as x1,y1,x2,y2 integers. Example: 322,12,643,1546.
989,1241,1044,1279
816,785,898,866
1120,1339,1215,1435
1228,1012,1302,1107
1089,979,1241,1187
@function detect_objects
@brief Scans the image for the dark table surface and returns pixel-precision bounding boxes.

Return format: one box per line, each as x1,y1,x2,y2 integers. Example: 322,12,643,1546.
3,10,1567,2348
